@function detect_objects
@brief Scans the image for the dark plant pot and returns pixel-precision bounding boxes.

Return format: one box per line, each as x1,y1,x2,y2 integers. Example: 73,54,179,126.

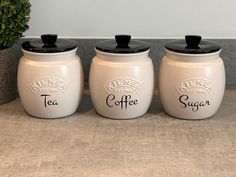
0,46,17,104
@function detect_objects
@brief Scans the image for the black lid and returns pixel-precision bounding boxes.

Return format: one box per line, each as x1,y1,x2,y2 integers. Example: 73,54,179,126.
22,34,77,53
95,35,150,54
165,35,221,54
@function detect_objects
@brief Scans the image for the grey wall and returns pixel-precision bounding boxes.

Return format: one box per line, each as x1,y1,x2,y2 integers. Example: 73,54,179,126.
17,39,236,86
26,0,236,38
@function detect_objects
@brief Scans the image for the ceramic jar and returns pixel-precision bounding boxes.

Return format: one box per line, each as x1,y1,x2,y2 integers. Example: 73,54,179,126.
159,35,225,120
18,34,83,118
89,35,154,119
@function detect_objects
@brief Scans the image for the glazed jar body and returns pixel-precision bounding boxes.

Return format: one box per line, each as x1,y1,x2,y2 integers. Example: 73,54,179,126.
18,49,83,118
89,50,154,119
159,50,225,119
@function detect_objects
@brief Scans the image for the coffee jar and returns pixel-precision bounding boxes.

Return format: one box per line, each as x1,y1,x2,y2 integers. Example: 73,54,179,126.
89,35,154,119
18,34,84,118
159,35,225,120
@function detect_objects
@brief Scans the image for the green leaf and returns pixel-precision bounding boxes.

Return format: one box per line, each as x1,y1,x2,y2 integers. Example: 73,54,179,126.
0,0,31,49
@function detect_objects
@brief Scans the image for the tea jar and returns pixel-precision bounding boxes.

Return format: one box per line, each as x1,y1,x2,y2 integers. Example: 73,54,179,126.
18,34,84,118
159,35,225,120
89,35,154,119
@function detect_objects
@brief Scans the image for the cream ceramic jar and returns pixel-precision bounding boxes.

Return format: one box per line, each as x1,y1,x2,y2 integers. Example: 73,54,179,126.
18,34,83,118
89,35,154,119
159,35,225,120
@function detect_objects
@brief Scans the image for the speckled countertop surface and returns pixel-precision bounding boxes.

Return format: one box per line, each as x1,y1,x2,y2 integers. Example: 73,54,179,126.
0,88,236,177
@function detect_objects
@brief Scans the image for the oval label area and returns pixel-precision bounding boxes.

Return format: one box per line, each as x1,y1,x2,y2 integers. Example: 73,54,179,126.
176,78,214,95
176,78,214,112
30,77,69,94
104,77,142,110
104,77,142,95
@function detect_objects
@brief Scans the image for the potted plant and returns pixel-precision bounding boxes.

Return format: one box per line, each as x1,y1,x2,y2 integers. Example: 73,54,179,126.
0,0,31,104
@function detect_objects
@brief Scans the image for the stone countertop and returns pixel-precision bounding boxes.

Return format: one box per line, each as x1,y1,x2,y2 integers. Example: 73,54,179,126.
0,88,236,177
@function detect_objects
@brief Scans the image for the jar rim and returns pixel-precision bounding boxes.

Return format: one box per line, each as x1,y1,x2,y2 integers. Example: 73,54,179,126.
165,48,221,57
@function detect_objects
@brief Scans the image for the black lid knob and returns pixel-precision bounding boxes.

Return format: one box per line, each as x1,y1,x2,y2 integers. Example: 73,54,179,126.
185,35,201,49
41,34,57,46
115,35,131,48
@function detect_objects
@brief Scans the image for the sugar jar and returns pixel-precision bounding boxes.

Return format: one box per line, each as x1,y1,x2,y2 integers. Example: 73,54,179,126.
18,34,84,118
159,35,225,120
89,35,154,119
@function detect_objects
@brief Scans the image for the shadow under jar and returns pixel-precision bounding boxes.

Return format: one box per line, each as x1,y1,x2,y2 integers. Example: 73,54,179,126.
18,34,84,118
89,35,154,119
159,35,225,120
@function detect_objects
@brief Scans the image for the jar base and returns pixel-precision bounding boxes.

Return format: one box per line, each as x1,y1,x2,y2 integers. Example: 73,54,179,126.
24,109,77,119
164,111,216,120
95,110,147,120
